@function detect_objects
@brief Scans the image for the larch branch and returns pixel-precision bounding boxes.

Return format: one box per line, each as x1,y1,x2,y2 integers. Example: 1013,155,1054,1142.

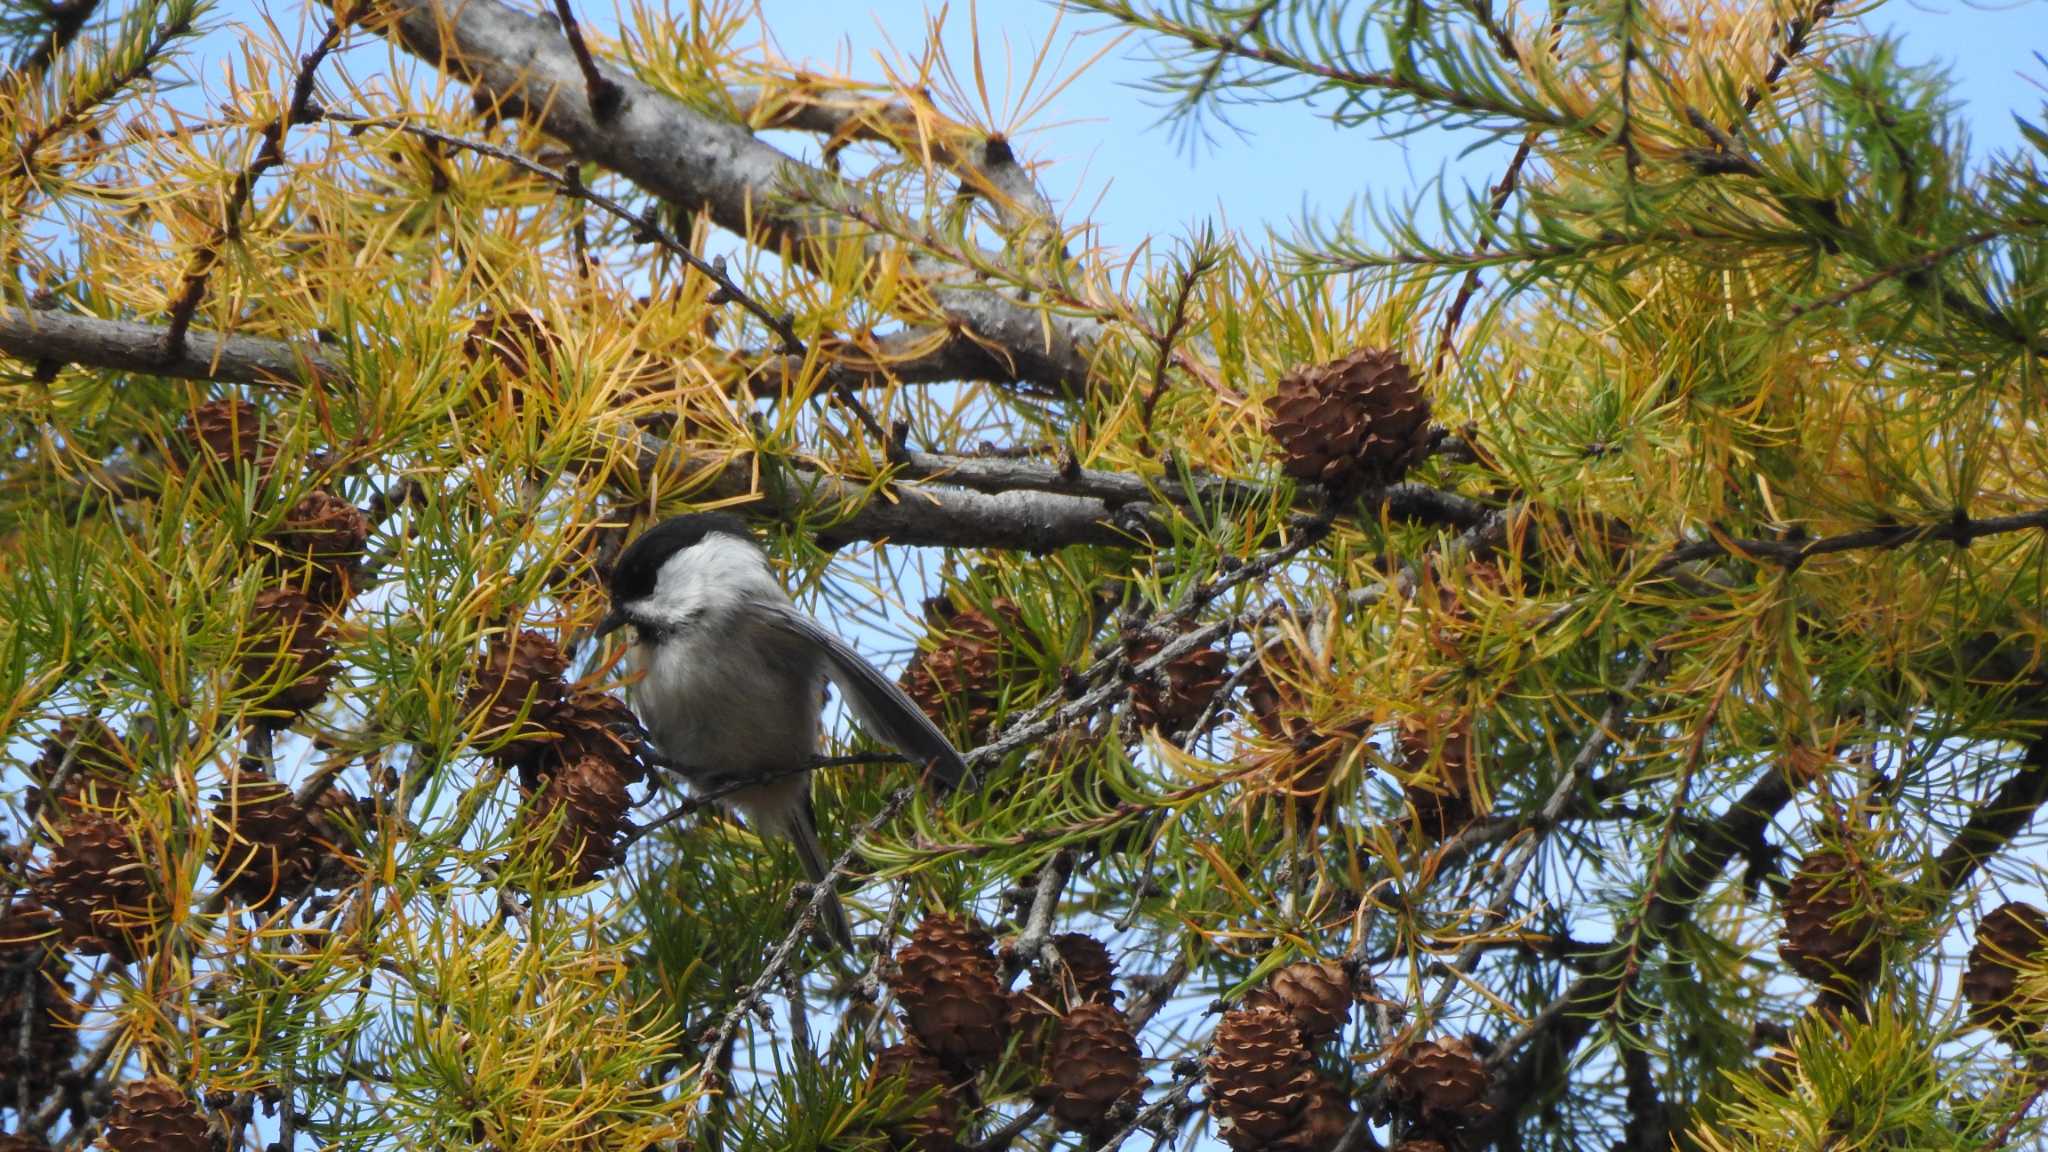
352,0,1101,394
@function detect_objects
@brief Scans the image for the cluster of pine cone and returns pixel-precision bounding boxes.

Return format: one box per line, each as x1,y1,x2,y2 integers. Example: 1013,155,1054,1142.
465,628,646,881
184,399,375,725
190,399,373,908
1,905,215,1152
1207,961,1358,1150
19,717,365,963
0,400,383,1121
1207,961,1493,1151
869,917,1145,1149
7,721,361,1124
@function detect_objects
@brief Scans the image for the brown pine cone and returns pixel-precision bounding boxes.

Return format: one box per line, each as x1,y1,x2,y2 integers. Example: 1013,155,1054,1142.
1265,347,1432,490
273,489,370,607
1245,960,1353,1044
466,629,571,755
37,812,159,962
1240,660,1308,744
1240,655,1369,817
888,915,1011,1073
1275,1073,1354,1152
868,1040,962,1152
1392,1143,1450,1152
1045,1001,1145,1133
465,308,560,396
28,717,132,818
0,965,79,1110
901,599,1023,744
0,1135,55,1152
1384,1037,1491,1127
103,1077,213,1152
1399,715,1478,841
301,784,365,890
240,590,336,720
1207,1005,1320,1150
1040,932,1118,1006
527,755,635,881
1964,901,2048,1032
1004,989,1059,1079
176,398,267,472
211,768,316,904
1123,625,1230,736
534,688,646,787
0,900,59,957
1779,851,1881,993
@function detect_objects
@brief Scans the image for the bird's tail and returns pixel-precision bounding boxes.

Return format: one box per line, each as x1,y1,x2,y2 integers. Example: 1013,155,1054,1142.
785,795,854,951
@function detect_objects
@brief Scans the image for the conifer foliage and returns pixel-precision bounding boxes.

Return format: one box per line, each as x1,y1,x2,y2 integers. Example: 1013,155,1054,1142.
3,0,2047,1147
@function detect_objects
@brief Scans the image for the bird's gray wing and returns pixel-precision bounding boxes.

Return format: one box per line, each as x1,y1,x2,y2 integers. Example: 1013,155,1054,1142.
759,602,969,790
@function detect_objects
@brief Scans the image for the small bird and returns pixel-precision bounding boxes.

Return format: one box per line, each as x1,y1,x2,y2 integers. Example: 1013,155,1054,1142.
594,512,966,946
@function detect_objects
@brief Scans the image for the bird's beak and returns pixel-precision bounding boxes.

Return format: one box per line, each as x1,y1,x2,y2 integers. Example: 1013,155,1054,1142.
593,608,629,641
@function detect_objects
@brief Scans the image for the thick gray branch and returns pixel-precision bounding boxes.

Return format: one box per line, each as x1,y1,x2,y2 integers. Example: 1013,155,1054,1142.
740,325,1038,397
631,435,1158,550
5,308,1495,549
365,0,1097,392
0,306,343,386
892,447,1491,529
1,306,1147,551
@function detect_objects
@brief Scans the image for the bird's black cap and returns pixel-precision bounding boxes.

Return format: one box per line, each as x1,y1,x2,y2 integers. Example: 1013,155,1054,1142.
604,512,755,606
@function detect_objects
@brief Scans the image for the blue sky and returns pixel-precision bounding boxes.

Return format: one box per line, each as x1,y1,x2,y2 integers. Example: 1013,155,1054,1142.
162,0,2048,262
741,0,2048,255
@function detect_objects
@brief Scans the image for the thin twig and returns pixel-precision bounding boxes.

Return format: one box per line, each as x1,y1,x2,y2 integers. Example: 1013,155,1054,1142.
1785,229,2001,318
1427,0,1571,376
1739,0,1838,117
162,9,350,360
696,790,913,1101
1984,1073,2048,1151
1650,506,2048,573
1430,131,1538,375
1174,0,1282,127
1137,243,1219,454
618,752,907,849
548,0,621,118
381,123,794,352
377,119,890,445
1005,849,1076,981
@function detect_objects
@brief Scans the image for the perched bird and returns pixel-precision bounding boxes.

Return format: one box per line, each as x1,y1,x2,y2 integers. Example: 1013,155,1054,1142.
595,512,966,946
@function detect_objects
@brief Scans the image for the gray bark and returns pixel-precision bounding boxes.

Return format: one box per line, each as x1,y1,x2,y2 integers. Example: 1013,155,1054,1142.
0,306,344,386
366,0,1100,394
2,307,1489,548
